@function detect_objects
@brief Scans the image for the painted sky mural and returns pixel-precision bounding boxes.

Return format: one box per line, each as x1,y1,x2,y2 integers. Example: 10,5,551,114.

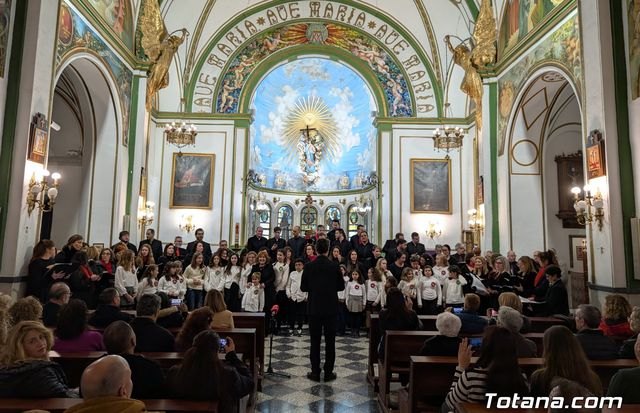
250,57,377,193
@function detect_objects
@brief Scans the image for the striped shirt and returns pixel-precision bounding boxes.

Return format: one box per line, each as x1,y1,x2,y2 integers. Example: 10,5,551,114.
444,366,489,411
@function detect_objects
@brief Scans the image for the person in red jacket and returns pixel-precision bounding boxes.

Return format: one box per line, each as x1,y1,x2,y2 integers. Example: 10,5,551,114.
600,294,634,339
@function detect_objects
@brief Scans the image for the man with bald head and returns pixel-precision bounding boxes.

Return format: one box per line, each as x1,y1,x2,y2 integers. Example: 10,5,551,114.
65,355,146,413
42,282,71,327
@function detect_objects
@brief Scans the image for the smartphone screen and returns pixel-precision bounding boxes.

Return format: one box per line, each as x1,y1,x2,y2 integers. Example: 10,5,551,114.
453,307,463,314
218,338,227,350
171,298,182,306
490,309,498,317
469,337,483,348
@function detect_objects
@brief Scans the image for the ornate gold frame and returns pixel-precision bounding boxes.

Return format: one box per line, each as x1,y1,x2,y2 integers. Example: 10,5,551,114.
169,152,215,209
409,158,452,214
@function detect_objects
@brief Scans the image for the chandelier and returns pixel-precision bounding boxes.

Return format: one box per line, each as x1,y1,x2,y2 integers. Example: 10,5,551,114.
354,195,372,217
571,185,604,231
432,103,465,157
164,119,197,150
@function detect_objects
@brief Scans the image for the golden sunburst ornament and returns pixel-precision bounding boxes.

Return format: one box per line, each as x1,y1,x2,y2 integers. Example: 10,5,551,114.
282,96,340,185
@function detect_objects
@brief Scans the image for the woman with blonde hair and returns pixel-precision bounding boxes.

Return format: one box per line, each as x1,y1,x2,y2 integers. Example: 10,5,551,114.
487,292,531,333
0,321,77,398
136,243,156,280
114,249,138,306
205,289,234,329
600,294,634,338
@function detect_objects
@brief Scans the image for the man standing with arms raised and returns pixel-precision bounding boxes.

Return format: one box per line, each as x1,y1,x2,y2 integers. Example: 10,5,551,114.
300,238,345,382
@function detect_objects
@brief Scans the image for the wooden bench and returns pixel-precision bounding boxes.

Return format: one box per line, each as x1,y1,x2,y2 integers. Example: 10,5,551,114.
232,312,266,386
399,356,639,413
367,313,559,390
0,398,218,413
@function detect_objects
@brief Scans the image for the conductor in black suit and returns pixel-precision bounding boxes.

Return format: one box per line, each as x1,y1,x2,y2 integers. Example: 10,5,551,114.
300,238,345,382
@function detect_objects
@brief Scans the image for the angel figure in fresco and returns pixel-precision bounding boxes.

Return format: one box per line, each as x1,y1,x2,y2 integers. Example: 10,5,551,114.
262,30,291,53
232,55,256,88
387,75,409,116
360,45,390,78
219,79,236,113
445,35,483,130
139,0,187,110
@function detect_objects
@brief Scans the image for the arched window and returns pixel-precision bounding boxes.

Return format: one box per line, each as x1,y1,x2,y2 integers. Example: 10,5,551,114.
347,205,362,239
256,207,272,238
300,206,318,232
277,205,294,240
324,205,341,227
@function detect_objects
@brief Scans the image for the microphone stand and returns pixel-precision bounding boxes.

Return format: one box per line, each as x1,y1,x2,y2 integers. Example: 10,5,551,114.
265,311,290,379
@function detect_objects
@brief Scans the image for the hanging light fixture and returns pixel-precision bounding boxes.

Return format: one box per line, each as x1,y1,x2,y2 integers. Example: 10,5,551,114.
432,103,465,157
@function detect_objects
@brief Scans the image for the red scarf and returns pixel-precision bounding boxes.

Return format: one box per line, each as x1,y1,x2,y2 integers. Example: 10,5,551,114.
101,260,113,274
80,265,92,280
534,266,547,287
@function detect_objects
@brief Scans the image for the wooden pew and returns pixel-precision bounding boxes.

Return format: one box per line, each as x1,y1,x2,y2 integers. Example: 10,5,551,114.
232,312,266,382
400,356,639,413
0,398,218,413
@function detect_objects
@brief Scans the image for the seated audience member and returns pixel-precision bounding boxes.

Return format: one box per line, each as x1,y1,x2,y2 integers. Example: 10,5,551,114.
175,307,214,352
454,293,488,335
0,321,78,398
549,378,601,413
103,321,165,399
443,327,529,412
608,335,640,403
496,306,536,357
487,292,531,333
53,299,104,352
42,282,71,327
204,289,234,329
419,311,461,356
167,330,254,413
378,288,422,360
600,294,634,339
540,265,570,316
9,296,43,326
64,355,146,413
156,291,187,329
574,304,618,360
89,288,134,328
530,325,602,397
619,306,640,358
130,294,175,352
0,294,13,346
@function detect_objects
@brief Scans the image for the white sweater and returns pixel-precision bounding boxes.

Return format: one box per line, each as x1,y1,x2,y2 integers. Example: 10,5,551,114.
273,262,290,292
365,280,382,302
183,265,206,290
114,266,138,296
443,276,467,305
137,278,158,297
204,266,224,291
433,266,450,285
286,270,307,302
242,284,265,312
223,266,241,289
399,278,419,300
418,276,442,307
157,276,186,299
345,281,366,308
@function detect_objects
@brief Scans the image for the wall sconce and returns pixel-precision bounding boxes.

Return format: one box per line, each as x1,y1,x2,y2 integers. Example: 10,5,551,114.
425,221,443,240
272,197,280,204
26,170,61,216
179,215,195,233
468,208,484,231
571,185,604,231
339,198,347,205
138,201,155,229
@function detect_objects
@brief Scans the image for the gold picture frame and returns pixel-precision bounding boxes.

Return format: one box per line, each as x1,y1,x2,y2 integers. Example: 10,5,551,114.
169,153,215,209
410,158,452,214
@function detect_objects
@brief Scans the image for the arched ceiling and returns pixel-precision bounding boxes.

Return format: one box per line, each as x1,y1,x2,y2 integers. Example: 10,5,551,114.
144,0,491,119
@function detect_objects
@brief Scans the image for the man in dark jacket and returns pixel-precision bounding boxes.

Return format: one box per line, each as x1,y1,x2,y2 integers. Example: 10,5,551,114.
186,228,213,263
111,231,137,255
42,282,71,327
89,288,134,328
103,321,165,399
130,294,175,352
382,232,404,257
406,232,426,258
246,226,268,252
138,228,163,262
287,225,306,258
266,226,286,262
454,293,488,335
575,304,618,360
300,238,345,382
355,231,375,270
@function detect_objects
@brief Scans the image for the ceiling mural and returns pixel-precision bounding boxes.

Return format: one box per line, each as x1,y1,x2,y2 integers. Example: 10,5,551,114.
499,0,565,57
216,23,411,117
497,11,580,155
85,0,135,50
249,57,377,193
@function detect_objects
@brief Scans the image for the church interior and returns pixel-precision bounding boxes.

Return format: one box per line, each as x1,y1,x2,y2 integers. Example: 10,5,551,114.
2,0,640,412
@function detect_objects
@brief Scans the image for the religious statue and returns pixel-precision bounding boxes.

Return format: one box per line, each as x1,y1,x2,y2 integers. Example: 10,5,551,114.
297,129,324,185
445,35,484,131
471,0,497,68
139,0,188,110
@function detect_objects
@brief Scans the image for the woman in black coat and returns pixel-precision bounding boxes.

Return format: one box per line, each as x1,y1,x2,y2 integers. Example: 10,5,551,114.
54,234,84,264
27,239,57,302
251,251,276,329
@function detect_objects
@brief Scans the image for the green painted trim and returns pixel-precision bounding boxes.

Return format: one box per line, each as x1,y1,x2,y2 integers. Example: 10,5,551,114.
465,0,479,19
496,0,577,73
152,110,252,121
125,76,140,216
235,119,251,128
610,0,638,287
187,0,443,116
235,45,391,117
374,114,475,126
0,0,27,267
489,82,499,251
375,122,393,133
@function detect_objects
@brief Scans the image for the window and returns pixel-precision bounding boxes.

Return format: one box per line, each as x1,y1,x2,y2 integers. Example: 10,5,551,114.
277,205,294,239
300,206,318,233
256,207,271,238
347,205,362,239
324,205,341,227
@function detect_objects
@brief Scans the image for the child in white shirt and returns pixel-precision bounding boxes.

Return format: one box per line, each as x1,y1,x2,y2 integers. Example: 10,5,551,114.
114,250,138,306
365,267,383,312
286,259,307,336
223,253,242,311
398,267,420,308
157,261,186,299
418,265,442,314
204,255,224,292
345,270,366,337
242,273,265,312
137,264,159,297
443,265,467,307
273,250,290,333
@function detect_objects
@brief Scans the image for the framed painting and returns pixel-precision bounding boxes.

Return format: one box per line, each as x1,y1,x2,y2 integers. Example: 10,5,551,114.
586,130,605,179
569,235,587,269
28,113,48,164
169,153,214,209
410,158,451,214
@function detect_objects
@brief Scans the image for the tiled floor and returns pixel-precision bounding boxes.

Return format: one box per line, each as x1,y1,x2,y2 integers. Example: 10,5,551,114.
256,331,380,413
